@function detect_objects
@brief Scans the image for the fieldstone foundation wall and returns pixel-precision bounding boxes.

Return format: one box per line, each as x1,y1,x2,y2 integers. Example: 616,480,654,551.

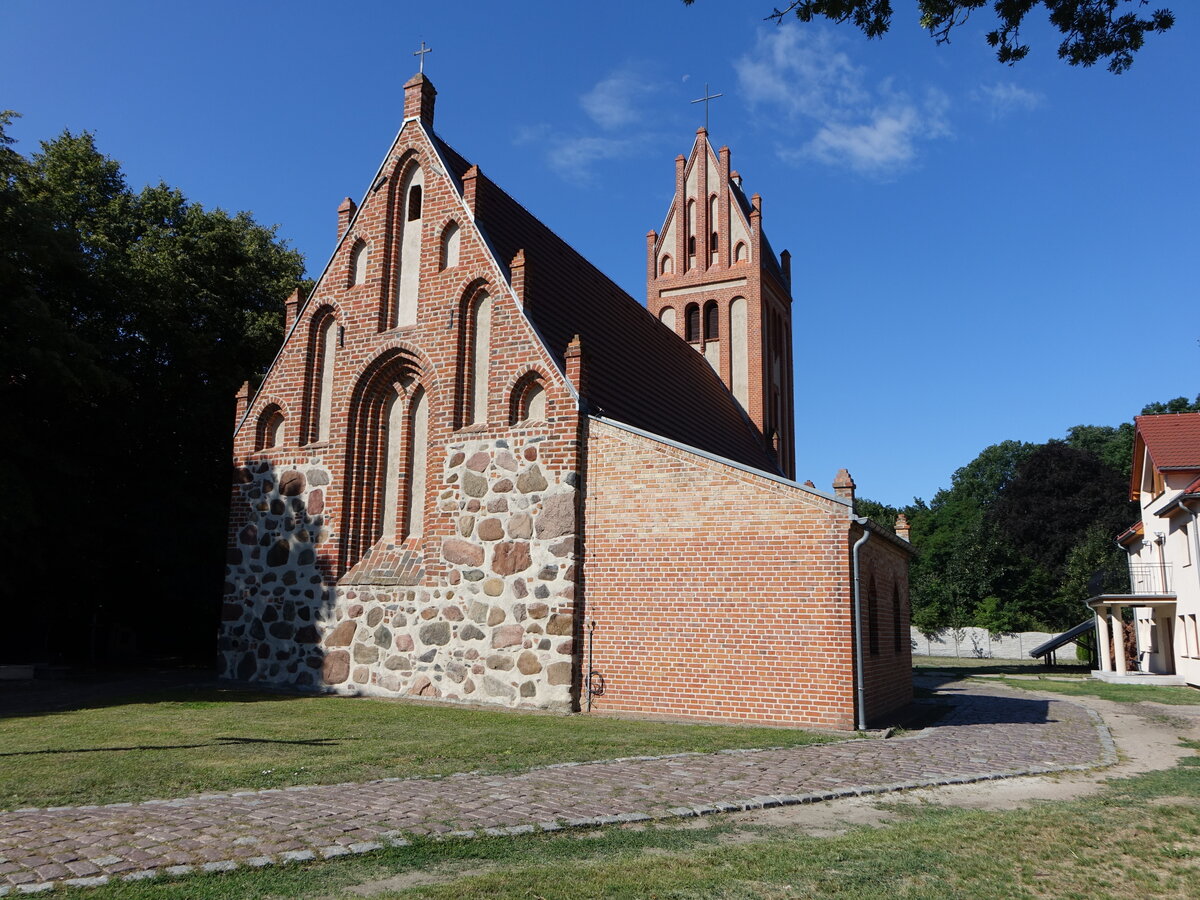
221,436,580,713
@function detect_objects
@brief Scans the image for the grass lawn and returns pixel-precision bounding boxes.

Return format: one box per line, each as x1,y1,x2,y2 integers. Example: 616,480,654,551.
0,685,841,810
913,654,1091,678
55,743,1200,898
990,676,1200,706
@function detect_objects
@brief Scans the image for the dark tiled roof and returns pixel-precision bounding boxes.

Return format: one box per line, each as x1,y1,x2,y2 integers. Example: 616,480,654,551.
1136,413,1200,469
435,135,779,474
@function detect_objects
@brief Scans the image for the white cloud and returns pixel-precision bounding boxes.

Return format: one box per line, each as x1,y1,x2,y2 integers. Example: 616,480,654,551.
974,82,1045,119
581,68,656,130
736,26,952,177
546,136,641,183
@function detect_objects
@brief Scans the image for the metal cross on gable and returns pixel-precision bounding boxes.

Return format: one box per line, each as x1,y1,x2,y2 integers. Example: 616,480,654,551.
690,82,723,131
414,39,432,74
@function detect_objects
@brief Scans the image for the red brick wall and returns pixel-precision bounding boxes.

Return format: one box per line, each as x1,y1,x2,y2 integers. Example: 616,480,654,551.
580,420,860,730
856,529,914,724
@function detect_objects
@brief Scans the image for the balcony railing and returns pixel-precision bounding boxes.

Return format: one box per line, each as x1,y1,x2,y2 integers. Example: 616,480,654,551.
1128,563,1172,594
1087,563,1174,597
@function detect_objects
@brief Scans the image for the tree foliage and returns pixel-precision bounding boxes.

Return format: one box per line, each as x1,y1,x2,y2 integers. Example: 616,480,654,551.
0,113,305,663
857,398,1199,636
683,1,1175,73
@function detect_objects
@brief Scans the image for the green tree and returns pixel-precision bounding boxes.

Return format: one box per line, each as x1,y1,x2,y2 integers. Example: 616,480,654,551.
683,1,1175,73
0,115,305,664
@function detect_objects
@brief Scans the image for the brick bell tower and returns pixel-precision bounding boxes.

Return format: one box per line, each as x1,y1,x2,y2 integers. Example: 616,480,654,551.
646,128,796,478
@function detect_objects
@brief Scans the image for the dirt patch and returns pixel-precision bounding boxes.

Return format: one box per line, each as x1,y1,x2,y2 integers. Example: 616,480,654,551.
344,862,497,896
735,684,1200,832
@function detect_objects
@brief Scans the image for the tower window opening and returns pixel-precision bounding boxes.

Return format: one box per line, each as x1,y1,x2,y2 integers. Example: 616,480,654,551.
407,185,422,221
684,304,700,343
704,301,719,341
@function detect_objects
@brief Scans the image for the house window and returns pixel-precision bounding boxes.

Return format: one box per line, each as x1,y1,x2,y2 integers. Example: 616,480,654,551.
350,240,369,286
407,184,422,221
709,194,718,257
684,304,700,343
511,374,547,424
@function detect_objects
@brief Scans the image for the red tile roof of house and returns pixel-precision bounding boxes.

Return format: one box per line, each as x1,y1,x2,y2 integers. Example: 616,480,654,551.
434,135,780,475
1135,413,1200,469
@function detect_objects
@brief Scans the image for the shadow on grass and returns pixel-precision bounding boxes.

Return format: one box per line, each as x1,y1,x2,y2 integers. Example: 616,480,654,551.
0,670,313,720
0,735,347,758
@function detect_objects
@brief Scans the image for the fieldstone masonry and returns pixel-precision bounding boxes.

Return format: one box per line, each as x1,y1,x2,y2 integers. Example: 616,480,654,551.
222,438,578,711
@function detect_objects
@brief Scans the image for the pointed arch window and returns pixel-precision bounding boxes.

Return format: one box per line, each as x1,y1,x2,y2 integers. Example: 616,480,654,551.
350,239,369,286
659,305,676,332
382,385,428,540
734,241,748,263
461,290,492,426
660,254,673,275
893,583,904,653
255,404,285,451
684,303,700,343
703,300,719,341
440,221,460,269
868,576,879,656
305,311,339,444
709,194,719,256
394,165,424,327
510,373,548,424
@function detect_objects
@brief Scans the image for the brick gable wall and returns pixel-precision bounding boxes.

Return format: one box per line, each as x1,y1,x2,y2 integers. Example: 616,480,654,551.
221,113,585,709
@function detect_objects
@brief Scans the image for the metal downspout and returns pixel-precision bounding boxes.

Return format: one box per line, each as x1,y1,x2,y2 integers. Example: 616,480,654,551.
851,517,871,732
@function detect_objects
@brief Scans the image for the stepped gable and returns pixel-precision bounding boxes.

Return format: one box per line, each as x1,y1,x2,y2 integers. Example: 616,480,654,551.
432,135,778,475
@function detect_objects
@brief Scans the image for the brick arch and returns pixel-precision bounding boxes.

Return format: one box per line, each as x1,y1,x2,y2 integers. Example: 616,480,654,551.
300,302,346,445
506,365,554,425
348,236,369,289
454,277,496,428
380,150,426,330
435,216,461,270
251,394,292,451
340,344,434,574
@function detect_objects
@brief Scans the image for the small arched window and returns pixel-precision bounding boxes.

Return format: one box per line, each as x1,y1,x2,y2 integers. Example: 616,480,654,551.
703,301,719,341
350,240,369,286
684,304,700,343
893,584,904,653
255,405,285,451
709,194,719,256
687,235,696,257
441,221,460,269
734,242,748,263
659,306,676,332
511,374,547,424
407,184,422,222
868,576,879,656
660,254,673,275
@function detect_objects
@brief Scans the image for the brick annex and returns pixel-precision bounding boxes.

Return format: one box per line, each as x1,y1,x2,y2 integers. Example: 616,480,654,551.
221,73,913,730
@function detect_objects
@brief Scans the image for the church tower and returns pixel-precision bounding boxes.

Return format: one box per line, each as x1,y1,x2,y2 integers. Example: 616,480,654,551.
646,128,796,478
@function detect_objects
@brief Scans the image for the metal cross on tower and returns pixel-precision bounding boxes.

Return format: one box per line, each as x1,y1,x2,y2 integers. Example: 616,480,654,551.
690,83,723,131
414,39,432,74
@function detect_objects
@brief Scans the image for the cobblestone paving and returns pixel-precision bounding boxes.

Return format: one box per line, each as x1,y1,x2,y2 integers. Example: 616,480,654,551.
0,679,1113,892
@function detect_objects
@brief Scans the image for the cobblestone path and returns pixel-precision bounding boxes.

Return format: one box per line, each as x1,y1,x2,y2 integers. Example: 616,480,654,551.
0,679,1114,892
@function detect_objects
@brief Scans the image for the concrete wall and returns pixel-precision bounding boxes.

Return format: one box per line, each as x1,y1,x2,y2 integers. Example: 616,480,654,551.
910,627,1067,660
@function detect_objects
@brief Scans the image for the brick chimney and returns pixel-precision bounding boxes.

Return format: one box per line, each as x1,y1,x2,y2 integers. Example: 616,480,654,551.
833,468,856,505
895,513,911,542
337,197,356,241
234,380,251,430
404,73,437,126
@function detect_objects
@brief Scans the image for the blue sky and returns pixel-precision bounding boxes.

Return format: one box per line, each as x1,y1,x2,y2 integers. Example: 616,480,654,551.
5,1,1196,506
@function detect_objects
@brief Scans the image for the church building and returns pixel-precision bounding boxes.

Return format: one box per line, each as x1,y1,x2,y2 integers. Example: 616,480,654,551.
220,72,913,730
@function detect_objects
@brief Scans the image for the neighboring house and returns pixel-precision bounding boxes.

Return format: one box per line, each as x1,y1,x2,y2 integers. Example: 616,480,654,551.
220,73,914,730
1088,413,1200,685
